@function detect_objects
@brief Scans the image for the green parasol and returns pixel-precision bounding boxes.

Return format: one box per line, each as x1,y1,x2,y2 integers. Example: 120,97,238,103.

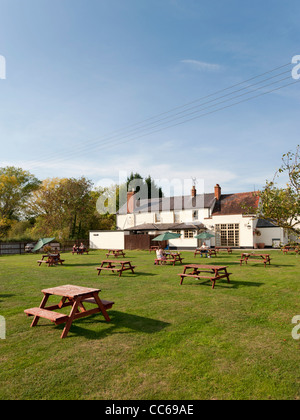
194,232,215,239
153,232,181,241
32,237,55,252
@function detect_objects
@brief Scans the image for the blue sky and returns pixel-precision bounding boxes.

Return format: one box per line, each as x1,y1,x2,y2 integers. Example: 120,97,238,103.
0,0,299,195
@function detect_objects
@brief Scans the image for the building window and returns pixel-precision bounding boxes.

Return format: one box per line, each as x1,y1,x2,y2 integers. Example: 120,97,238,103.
184,230,195,239
174,211,181,223
192,210,198,221
155,213,161,223
215,224,240,246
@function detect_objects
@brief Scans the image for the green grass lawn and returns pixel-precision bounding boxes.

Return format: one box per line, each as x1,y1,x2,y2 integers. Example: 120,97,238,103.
0,249,299,400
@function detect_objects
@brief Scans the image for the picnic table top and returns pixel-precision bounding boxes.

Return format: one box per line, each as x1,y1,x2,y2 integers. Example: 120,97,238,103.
41,285,101,298
101,259,132,264
107,249,125,252
42,253,60,257
195,248,216,251
241,253,270,257
183,264,227,270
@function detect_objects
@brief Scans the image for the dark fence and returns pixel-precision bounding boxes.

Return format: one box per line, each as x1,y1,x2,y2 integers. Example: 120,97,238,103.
0,240,90,255
125,234,167,250
0,241,62,255
0,242,26,255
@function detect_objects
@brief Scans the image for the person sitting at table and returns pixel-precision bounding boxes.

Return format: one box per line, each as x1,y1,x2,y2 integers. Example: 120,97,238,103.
79,242,86,254
156,247,166,264
73,244,78,253
200,242,210,258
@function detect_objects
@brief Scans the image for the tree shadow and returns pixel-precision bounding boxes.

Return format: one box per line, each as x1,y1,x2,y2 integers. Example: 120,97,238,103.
56,310,170,340
0,293,15,302
63,263,102,267
180,279,264,289
228,280,265,289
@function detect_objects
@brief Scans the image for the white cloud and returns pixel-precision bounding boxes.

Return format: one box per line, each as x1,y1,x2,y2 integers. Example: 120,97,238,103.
5,153,237,195
181,59,222,72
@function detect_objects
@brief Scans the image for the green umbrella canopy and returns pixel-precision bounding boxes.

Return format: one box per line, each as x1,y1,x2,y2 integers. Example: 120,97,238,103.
194,232,215,239
153,232,181,241
32,238,55,252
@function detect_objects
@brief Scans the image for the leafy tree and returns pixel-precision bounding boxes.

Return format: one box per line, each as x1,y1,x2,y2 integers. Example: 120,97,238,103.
126,172,163,200
252,146,300,234
0,167,40,237
28,177,95,240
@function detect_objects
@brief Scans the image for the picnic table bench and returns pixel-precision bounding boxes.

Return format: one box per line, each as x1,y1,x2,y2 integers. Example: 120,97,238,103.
105,249,126,258
240,253,271,267
149,246,159,253
178,264,231,289
194,248,217,258
215,247,232,254
37,254,65,267
72,249,89,255
155,252,184,266
24,284,114,339
96,260,135,277
281,246,299,254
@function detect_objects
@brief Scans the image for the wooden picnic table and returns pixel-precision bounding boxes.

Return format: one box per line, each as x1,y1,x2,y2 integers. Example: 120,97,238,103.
281,246,299,254
155,252,184,266
149,246,159,253
215,247,233,254
178,264,231,289
72,248,89,255
240,253,271,267
37,253,65,267
105,249,126,258
24,284,114,339
194,248,217,258
96,260,136,277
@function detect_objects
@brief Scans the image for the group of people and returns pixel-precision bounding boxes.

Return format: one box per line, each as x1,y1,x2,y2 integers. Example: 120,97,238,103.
72,243,87,254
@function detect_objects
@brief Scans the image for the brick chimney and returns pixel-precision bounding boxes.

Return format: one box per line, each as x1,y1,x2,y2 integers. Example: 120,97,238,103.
127,189,135,214
214,184,221,200
191,185,196,198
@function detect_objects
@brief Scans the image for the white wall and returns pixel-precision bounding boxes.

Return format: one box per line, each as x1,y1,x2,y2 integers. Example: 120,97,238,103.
168,235,198,249
256,227,287,247
116,208,211,230
207,215,254,247
89,231,125,250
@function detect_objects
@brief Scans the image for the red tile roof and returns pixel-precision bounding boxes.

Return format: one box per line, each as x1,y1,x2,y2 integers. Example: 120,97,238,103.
212,192,259,216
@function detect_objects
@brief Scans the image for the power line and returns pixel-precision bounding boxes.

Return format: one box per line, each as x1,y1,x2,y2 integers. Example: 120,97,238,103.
71,80,300,154
35,77,296,166
27,62,296,168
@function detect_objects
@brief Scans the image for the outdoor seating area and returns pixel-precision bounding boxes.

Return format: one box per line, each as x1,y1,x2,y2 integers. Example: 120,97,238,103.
149,245,159,253
37,253,65,267
178,264,231,289
24,285,114,339
239,253,271,267
1,247,299,400
281,246,299,254
72,243,89,255
96,259,136,277
215,246,233,254
155,252,184,266
105,249,126,258
194,248,217,258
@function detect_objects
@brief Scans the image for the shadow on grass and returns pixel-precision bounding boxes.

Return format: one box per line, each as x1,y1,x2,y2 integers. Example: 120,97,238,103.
62,263,103,267
0,294,15,301
55,310,170,340
216,261,295,268
181,279,264,289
